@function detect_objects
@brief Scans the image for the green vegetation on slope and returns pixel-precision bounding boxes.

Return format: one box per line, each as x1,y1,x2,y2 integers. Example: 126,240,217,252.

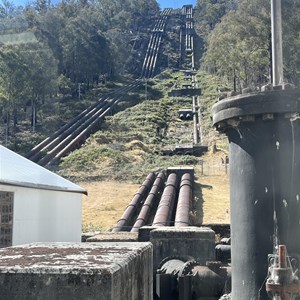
58,72,199,182
0,0,160,146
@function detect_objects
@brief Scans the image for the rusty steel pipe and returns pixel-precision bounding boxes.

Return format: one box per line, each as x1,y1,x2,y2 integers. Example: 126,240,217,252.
112,172,156,232
131,172,166,232
156,258,231,299
175,173,192,227
152,173,178,227
278,244,287,269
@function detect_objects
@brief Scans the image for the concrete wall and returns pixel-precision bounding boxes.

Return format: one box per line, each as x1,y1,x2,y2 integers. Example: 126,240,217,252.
150,226,215,272
0,184,82,245
0,242,152,300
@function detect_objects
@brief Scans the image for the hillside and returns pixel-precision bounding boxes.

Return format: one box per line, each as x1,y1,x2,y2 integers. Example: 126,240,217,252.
56,70,230,231
0,3,232,231
2,0,299,232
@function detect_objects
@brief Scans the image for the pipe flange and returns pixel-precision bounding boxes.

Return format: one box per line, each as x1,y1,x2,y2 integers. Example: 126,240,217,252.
157,255,194,270
157,256,183,271
178,260,198,277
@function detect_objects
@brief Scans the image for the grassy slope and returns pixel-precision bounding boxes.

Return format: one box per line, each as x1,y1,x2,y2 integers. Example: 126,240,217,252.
56,70,230,231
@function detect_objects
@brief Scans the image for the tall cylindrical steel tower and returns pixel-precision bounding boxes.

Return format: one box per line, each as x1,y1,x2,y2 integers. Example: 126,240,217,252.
212,89,300,299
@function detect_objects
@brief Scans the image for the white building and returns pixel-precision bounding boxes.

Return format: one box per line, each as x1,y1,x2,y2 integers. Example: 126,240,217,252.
0,145,86,247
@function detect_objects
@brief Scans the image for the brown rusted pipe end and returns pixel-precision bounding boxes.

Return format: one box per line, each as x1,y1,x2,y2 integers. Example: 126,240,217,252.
278,244,287,269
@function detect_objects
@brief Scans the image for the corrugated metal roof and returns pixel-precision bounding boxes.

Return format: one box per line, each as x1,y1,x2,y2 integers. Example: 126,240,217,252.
0,146,87,195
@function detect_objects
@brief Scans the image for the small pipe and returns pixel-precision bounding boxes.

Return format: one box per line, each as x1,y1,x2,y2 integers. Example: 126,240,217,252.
278,244,287,268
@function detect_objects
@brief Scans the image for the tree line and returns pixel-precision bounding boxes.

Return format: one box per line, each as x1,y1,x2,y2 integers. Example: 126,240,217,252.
0,0,159,135
195,0,300,90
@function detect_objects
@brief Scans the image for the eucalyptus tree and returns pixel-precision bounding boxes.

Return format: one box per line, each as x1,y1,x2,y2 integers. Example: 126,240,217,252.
0,47,29,142
281,0,300,85
201,0,271,90
201,0,300,89
59,6,111,88
194,0,238,36
19,43,58,130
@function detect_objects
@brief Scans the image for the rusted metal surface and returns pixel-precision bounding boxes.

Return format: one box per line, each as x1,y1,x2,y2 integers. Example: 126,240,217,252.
175,173,192,227
156,257,231,299
278,244,287,268
112,172,156,232
152,173,178,227
131,172,165,233
266,245,300,299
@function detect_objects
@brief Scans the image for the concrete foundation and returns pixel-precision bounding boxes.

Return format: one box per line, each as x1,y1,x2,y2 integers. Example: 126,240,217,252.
0,242,152,300
86,232,138,242
150,227,215,271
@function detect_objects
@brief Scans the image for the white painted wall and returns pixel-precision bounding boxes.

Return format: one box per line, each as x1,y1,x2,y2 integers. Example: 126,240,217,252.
0,184,82,245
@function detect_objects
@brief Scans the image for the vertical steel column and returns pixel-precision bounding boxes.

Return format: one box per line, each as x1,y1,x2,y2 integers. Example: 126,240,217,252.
212,89,300,300
271,0,283,85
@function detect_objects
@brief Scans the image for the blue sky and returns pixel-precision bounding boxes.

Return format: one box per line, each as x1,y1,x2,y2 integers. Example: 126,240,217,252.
157,0,196,9
5,0,196,9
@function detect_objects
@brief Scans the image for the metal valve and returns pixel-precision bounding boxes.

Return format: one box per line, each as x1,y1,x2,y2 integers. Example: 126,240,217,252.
266,245,300,299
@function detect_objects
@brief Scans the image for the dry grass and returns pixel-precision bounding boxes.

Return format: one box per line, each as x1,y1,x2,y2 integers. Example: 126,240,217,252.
193,150,230,224
198,174,230,224
80,181,140,231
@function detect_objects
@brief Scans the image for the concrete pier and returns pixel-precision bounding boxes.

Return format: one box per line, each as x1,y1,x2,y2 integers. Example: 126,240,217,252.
0,242,152,300
150,226,215,271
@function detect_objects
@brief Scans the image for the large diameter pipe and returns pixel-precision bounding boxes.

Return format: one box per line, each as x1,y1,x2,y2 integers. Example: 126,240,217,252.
131,172,166,232
152,173,178,226
212,89,300,299
157,258,231,299
271,0,283,85
175,173,192,227
112,172,156,232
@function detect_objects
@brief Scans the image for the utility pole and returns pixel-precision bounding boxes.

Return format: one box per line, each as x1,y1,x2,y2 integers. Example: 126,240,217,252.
271,0,283,86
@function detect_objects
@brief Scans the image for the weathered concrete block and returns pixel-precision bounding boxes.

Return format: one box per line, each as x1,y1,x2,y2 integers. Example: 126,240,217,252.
0,242,152,300
86,232,138,242
138,226,157,242
150,227,215,271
